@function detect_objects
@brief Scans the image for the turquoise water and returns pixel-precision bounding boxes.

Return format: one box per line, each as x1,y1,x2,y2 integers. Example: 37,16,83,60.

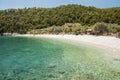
0,36,120,80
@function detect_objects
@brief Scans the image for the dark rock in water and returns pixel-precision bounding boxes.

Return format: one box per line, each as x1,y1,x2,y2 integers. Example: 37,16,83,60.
48,74,54,78
58,71,65,74
13,69,21,74
7,78,12,80
3,76,12,80
12,69,29,75
3,76,7,80
47,73,60,78
48,74,59,78
86,74,94,80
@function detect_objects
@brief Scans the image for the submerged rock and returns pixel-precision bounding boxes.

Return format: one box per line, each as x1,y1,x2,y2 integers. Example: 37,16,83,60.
12,69,29,75
47,64,56,68
7,78,12,80
47,74,59,78
58,71,65,74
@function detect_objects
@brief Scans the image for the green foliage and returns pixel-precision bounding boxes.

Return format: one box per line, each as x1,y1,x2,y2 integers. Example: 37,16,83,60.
107,24,120,33
93,22,108,35
29,22,120,37
117,32,120,38
71,26,81,35
0,4,120,34
63,27,71,34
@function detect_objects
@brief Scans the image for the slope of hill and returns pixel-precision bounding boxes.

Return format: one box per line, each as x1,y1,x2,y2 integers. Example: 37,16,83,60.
0,4,120,34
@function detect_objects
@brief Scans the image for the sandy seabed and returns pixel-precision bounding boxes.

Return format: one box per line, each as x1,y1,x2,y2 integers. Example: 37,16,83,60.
14,34,120,57
1,34,120,80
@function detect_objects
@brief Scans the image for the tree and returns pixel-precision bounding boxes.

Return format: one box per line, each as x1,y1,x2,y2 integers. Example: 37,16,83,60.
0,4,120,33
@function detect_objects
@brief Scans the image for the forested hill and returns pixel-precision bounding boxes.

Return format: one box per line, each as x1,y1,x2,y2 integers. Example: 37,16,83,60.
0,4,120,33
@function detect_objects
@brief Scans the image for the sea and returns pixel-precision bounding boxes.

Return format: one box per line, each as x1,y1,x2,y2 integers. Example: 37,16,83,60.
0,36,120,80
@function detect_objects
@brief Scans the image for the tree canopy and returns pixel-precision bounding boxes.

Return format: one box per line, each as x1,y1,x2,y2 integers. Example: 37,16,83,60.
0,4,120,34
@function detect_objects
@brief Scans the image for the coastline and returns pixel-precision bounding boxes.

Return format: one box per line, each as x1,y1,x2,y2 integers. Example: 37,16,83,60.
13,34,120,56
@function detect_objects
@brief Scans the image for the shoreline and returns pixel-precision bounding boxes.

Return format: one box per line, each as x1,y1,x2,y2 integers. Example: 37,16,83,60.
3,34,120,57
12,34,120,52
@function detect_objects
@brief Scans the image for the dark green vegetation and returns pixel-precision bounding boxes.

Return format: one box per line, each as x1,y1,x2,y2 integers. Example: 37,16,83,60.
29,23,120,37
0,4,120,36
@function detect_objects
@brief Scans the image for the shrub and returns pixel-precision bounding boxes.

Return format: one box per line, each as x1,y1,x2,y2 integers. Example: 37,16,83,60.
93,22,108,35
117,32,120,38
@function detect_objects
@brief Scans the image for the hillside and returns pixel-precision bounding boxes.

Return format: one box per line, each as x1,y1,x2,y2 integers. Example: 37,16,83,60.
0,4,120,34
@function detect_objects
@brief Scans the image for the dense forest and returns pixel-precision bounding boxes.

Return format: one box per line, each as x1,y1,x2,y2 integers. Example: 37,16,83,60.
0,4,120,36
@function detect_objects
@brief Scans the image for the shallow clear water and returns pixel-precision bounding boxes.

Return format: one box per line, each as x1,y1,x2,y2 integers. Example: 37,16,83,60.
0,36,120,80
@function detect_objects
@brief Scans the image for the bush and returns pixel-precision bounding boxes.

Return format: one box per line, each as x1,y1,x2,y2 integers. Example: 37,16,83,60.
71,26,81,35
117,32,120,38
93,22,108,35
107,24,120,33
